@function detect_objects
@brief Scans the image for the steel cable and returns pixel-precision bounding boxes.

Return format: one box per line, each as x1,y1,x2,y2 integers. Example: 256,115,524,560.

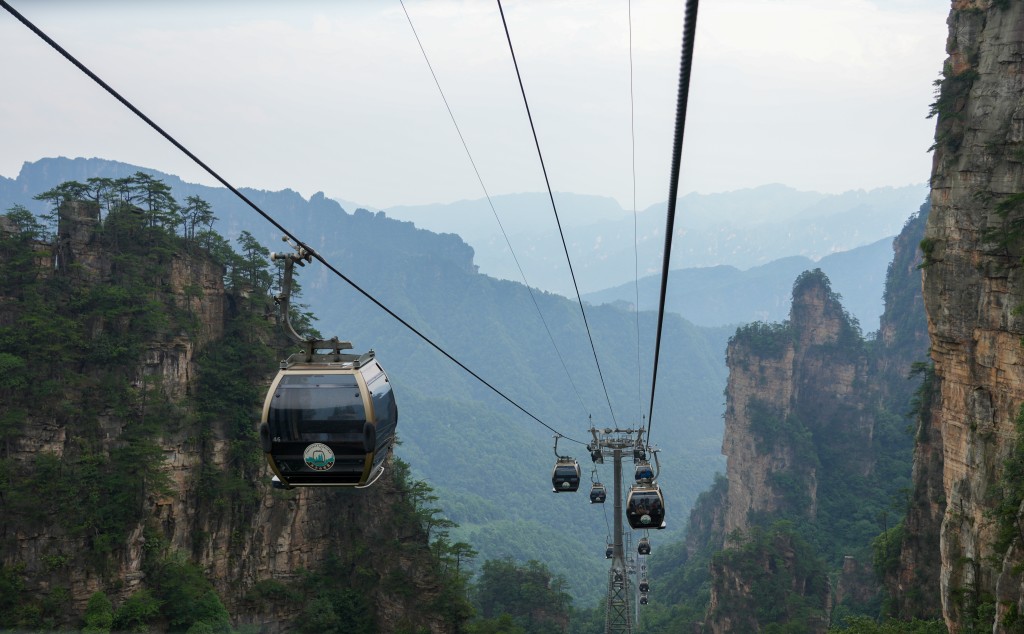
496,0,619,427
628,0,644,424
646,0,700,444
398,0,592,421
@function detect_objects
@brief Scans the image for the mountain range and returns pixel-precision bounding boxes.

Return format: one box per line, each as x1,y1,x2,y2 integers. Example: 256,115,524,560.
384,183,928,299
0,156,923,604
584,234,900,332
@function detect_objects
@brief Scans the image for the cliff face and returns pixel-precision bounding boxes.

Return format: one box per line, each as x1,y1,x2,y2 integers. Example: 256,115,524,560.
917,1,1024,629
709,272,869,632
700,201,931,630
720,272,870,542
881,209,945,620
0,202,459,632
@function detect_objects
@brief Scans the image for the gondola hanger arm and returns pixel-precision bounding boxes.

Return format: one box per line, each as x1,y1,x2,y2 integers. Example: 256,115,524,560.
272,239,358,365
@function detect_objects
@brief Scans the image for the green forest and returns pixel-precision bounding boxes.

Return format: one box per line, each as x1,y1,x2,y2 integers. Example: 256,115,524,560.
0,170,946,634
0,158,739,606
0,175,575,633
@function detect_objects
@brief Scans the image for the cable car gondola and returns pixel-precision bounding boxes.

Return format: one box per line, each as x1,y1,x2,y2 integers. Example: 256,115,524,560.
552,457,581,492
590,482,607,504
259,244,397,489
639,580,649,593
638,536,651,555
260,349,396,488
626,483,666,530
639,593,649,605
605,544,613,559
551,436,580,492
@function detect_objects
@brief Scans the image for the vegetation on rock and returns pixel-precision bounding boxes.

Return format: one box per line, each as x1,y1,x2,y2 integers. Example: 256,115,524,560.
0,177,476,632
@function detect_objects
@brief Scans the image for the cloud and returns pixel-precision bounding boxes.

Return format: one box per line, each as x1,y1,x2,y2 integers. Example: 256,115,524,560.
0,0,949,208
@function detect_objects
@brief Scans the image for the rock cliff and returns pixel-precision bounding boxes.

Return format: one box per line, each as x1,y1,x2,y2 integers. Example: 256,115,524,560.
914,0,1024,629
709,270,871,632
698,202,931,630
0,200,461,632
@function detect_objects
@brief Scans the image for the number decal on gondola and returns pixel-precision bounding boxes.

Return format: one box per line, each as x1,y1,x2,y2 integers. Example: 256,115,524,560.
303,443,336,471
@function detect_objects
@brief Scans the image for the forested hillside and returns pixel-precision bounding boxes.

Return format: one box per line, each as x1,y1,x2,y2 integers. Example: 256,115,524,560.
0,177,473,632
0,158,934,622
0,157,733,604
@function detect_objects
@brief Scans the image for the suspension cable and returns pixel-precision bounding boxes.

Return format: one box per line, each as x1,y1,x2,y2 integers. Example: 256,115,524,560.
398,0,591,421
0,0,587,446
628,0,643,424
496,0,619,427
647,0,700,443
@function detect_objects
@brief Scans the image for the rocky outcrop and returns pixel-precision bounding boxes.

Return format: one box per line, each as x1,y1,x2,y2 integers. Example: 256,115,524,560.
917,1,1024,629
721,271,868,541
721,336,801,536
708,271,869,632
704,200,932,629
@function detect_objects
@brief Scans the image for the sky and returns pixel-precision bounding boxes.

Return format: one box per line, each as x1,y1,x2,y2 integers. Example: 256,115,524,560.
0,0,950,212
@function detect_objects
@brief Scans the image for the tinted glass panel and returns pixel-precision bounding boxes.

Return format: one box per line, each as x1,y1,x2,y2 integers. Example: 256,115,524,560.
368,374,397,452
268,373,367,442
555,466,579,478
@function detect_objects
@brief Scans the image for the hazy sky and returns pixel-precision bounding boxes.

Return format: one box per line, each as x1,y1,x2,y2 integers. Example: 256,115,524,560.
1,0,949,211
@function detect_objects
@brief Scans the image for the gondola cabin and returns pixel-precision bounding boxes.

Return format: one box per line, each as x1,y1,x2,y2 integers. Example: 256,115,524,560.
605,545,613,559
639,593,649,605
638,537,651,555
590,483,607,504
634,461,654,482
639,580,649,593
626,484,666,530
552,458,581,492
259,352,397,488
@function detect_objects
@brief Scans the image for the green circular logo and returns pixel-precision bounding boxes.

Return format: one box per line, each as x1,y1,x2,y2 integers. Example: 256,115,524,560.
304,443,335,471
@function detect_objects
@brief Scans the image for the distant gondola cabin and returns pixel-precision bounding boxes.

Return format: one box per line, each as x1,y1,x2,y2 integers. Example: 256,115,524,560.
552,458,581,492
638,537,651,555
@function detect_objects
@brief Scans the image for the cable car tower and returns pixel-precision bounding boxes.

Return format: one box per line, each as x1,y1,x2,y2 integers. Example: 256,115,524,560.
588,427,650,634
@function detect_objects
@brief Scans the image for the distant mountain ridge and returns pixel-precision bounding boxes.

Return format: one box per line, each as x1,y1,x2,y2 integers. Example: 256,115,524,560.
0,156,475,275
382,183,928,297
584,235,898,331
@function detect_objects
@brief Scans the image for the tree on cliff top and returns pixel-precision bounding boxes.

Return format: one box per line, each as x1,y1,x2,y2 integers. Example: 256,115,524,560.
0,178,290,631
